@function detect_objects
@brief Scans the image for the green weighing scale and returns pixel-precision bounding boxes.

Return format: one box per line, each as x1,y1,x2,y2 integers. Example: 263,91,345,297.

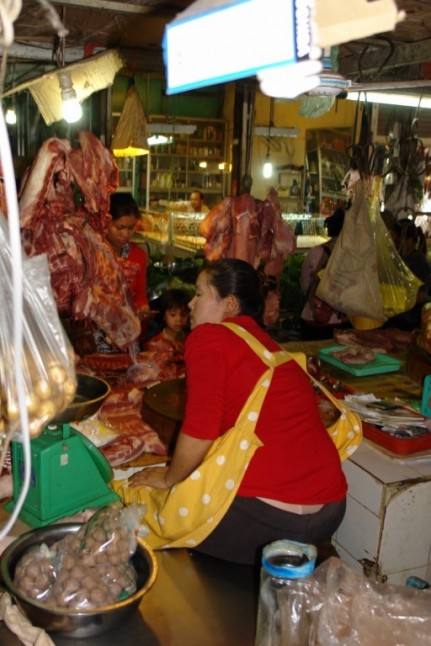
5,375,120,527
5,423,120,527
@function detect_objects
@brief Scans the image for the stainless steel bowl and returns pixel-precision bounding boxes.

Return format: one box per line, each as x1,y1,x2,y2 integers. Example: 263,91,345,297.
52,373,111,424
0,524,158,639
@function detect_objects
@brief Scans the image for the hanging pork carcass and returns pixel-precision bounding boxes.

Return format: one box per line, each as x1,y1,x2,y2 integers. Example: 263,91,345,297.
198,186,296,327
19,131,141,351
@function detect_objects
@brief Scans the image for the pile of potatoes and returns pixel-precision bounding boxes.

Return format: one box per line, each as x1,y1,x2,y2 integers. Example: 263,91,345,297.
13,504,138,610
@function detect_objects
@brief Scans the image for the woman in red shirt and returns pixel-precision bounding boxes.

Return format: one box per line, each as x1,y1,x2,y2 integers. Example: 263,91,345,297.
106,192,149,318
129,259,347,564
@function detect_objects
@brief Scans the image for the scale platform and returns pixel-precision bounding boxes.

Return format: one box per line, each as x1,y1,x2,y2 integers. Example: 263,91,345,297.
5,423,120,527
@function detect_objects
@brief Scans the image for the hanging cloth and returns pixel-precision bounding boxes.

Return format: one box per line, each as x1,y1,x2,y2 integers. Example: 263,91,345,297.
112,323,361,550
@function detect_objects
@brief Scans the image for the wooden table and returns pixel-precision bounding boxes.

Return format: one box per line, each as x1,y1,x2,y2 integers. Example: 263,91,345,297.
0,504,258,646
281,339,422,402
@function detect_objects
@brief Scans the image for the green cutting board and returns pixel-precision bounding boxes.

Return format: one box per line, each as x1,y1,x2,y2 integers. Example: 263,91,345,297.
319,344,403,377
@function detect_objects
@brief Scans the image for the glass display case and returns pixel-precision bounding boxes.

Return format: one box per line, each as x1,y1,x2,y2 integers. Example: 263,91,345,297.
283,214,329,249
137,210,171,245
171,212,207,251
137,211,329,257
136,209,207,255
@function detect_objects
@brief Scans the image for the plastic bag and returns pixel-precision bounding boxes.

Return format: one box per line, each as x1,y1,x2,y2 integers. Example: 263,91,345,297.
370,178,422,318
126,360,160,386
316,178,422,323
316,178,385,322
0,213,77,439
70,417,118,447
311,557,431,645
259,556,431,645
13,502,146,610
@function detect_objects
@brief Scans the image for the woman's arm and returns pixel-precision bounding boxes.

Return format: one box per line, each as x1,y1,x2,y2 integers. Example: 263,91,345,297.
129,244,149,309
129,432,213,489
130,327,226,490
166,433,213,485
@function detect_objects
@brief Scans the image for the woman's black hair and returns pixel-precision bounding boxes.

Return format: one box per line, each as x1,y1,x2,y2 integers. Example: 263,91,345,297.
399,220,427,255
200,259,265,322
158,288,190,314
324,207,345,237
110,192,140,220
155,287,191,331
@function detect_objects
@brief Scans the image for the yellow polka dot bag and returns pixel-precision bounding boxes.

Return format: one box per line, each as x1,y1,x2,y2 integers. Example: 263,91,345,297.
113,323,362,550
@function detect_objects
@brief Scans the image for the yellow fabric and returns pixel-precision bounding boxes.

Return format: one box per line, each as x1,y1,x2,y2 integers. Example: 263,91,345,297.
263,348,362,461
308,362,362,461
112,323,362,549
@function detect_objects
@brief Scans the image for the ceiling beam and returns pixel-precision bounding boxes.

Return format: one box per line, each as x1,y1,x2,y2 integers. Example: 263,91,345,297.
339,39,431,79
1,45,166,91
49,0,154,14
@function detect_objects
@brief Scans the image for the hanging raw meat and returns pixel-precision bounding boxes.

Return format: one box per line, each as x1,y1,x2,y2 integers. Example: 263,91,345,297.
231,192,261,266
19,131,141,350
198,197,234,260
263,188,296,277
198,184,296,328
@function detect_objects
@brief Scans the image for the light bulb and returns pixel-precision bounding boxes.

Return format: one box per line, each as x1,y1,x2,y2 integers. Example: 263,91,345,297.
58,70,83,123
263,155,273,179
61,97,83,123
5,107,16,125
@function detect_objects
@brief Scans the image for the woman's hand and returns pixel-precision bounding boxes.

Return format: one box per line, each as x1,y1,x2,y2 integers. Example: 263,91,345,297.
129,466,169,490
128,434,213,491
137,305,151,320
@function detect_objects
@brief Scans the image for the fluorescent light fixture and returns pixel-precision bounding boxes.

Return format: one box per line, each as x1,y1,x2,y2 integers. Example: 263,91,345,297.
148,134,173,146
254,126,299,137
164,0,314,94
58,70,83,123
147,123,197,135
347,91,431,109
5,107,16,125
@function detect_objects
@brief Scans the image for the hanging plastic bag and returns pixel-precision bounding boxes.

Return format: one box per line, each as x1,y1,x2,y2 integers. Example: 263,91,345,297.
369,177,422,318
316,177,422,326
316,178,386,323
0,213,77,439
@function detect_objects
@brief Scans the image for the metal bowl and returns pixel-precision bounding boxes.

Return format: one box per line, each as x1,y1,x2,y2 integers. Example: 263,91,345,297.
52,373,111,424
0,524,158,639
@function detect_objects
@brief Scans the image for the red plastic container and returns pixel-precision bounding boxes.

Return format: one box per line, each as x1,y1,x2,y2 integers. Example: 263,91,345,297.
362,421,431,455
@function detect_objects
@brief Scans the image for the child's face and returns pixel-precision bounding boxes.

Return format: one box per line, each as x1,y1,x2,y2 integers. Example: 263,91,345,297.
164,307,189,334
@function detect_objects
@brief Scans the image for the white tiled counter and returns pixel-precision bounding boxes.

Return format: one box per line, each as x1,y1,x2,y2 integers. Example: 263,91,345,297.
333,440,431,585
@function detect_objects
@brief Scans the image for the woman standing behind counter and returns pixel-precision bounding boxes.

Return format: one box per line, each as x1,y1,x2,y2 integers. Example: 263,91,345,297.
106,192,149,319
67,192,150,355
116,259,349,565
